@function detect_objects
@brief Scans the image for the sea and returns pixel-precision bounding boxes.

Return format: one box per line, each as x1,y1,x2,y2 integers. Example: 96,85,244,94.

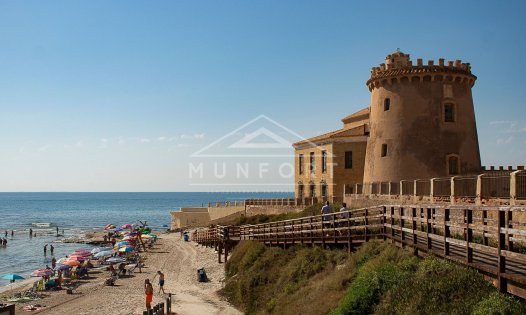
0,192,291,288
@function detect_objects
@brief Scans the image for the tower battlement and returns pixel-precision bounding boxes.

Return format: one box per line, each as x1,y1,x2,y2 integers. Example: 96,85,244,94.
366,51,476,91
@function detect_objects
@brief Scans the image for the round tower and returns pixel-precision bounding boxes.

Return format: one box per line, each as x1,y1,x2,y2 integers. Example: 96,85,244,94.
363,50,481,184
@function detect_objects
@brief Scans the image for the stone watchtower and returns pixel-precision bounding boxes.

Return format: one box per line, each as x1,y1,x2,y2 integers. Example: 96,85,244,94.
363,50,481,184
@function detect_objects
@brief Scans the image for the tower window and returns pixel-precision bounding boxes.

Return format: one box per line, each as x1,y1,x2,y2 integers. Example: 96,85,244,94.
321,182,328,198
444,103,455,122
448,155,459,175
309,152,315,174
384,98,390,111
298,183,304,199
345,151,353,169
321,150,327,173
381,144,388,157
309,182,316,197
299,154,304,175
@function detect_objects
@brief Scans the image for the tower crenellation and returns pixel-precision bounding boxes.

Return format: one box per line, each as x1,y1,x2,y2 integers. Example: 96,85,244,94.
367,52,476,92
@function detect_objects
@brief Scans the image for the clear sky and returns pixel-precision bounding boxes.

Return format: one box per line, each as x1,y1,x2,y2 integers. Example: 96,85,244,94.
0,1,525,192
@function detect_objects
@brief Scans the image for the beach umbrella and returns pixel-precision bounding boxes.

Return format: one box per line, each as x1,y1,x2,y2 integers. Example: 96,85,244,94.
91,247,112,254
118,246,135,253
0,274,25,281
31,269,53,277
117,241,130,246
121,224,133,229
94,251,113,258
122,235,137,241
106,257,125,263
68,255,87,261
73,249,91,255
53,264,72,271
140,234,153,239
104,224,116,230
63,260,81,267
56,258,68,264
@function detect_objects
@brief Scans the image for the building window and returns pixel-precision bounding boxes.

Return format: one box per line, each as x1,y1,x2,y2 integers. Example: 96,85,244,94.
298,183,304,199
321,151,327,173
381,144,388,157
299,154,304,175
309,182,315,197
309,152,315,174
384,98,390,111
321,182,327,198
345,151,353,169
444,103,455,122
448,155,459,175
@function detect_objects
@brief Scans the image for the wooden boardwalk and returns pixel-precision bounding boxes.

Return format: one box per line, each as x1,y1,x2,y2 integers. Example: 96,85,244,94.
193,204,526,299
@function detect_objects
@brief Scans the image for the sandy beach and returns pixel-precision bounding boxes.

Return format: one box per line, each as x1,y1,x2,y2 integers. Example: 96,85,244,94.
0,232,242,315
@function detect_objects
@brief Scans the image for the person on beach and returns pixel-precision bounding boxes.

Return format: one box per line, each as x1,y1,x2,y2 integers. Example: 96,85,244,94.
11,230,13,237
4,231,7,237
2,238,6,247
152,270,165,294
56,226,59,236
144,279,154,311
43,244,47,255
50,244,54,255
51,257,57,269
29,228,33,237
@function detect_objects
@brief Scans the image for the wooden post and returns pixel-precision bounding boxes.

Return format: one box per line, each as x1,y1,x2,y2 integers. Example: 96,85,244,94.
218,243,222,264
224,243,228,262
412,208,417,247
364,208,369,242
498,210,508,293
348,209,352,252
390,206,395,243
399,207,404,246
508,209,514,252
382,206,387,241
466,209,473,263
426,208,432,250
166,293,172,315
444,208,450,256
483,210,488,246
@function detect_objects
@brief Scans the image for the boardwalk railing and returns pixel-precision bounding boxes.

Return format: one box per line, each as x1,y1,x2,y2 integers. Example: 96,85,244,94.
352,169,526,206
193,204,526,298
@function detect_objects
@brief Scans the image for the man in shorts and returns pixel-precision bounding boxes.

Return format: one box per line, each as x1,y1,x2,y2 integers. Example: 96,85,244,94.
153,270,165,294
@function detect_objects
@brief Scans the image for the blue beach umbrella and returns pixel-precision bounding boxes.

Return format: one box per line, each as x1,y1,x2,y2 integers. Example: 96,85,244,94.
0,274,25,281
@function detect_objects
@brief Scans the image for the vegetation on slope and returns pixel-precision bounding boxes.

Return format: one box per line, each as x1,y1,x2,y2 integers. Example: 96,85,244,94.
222,241,526,315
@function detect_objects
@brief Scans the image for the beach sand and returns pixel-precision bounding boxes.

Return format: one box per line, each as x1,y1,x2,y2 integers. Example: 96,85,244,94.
0,232,242,315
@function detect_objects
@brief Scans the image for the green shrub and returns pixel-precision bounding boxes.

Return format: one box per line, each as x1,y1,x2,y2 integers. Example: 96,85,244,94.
472,292,526,315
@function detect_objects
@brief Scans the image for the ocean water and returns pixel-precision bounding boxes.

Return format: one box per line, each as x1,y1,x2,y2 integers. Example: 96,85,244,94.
0,192,291,287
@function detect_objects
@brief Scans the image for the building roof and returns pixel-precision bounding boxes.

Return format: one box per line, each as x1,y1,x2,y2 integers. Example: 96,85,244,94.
341,107,370,124
293,124,367,147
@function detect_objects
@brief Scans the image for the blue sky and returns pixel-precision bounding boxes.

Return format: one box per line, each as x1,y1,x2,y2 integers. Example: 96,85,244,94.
0,1,525,192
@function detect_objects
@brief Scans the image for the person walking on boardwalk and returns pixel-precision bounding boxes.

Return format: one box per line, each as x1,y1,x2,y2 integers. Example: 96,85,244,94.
153,270,165,294
321,201,333,223
144,279,154,311
43,244,47,255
